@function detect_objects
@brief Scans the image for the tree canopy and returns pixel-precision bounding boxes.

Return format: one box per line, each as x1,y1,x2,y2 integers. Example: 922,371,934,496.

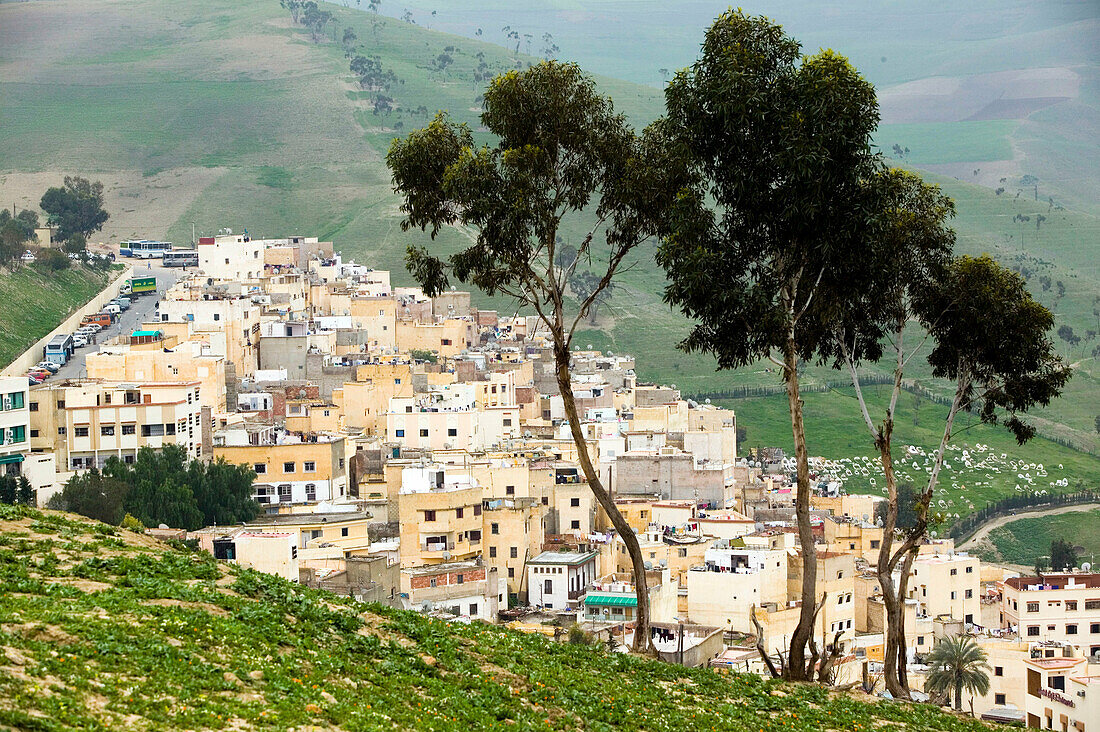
39,176,109,243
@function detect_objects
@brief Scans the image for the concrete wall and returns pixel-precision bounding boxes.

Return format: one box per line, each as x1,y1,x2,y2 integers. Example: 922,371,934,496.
2,265,135,376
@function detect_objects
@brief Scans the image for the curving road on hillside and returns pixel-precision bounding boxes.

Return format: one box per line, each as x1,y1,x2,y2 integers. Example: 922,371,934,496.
958,503,1100,554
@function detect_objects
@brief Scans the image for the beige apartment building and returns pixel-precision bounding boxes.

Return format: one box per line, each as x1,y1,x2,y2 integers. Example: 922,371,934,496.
213,428,348,506
908,552,982,626
1002,573,1100,655
85,340,227,413
335,362,415,434
29,380,204,469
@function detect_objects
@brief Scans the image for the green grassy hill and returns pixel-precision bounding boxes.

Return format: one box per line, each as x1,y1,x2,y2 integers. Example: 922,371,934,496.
975,508,1100,567
0,263,119,368
0,503,996,731
1,0,1097,501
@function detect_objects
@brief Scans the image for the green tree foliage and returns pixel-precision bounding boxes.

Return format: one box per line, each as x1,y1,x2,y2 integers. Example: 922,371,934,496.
35,249,71,271
39,176,109,244
121,513,146,532
49,469,129,525
1050,537,1078,571
52,446,257,530
300,1,333,42
0,475,34,506
655,9,881,681
0,209,40,264
874,482,921,530
925,635,991,712
388,60,679,653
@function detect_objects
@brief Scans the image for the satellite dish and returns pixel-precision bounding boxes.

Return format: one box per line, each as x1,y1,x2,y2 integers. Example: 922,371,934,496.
705,398,711,404
862,514,869,522
1082,562,1093,571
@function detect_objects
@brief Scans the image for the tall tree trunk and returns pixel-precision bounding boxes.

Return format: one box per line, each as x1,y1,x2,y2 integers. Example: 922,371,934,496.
784,338,816,681
955,683,962,711
552,338,652,653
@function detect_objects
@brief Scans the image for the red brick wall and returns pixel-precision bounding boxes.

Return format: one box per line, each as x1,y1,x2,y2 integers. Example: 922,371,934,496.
408,567,487,589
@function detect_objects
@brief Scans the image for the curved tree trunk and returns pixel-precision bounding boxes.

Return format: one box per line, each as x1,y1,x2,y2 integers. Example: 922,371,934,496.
784,338,817,681
553,338,652,654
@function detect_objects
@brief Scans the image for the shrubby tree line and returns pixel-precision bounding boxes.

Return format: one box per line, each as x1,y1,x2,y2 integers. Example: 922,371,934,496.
386,9,1070,692
0,475,36,506
947,489,1099,541
1,176,109,271
48,445,259,531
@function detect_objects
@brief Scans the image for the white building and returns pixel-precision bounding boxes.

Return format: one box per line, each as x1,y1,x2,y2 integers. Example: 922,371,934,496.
0,377,30,477
527,550,598,610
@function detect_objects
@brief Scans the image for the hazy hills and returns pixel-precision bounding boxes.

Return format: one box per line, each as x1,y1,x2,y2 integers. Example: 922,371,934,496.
1,0,1098,503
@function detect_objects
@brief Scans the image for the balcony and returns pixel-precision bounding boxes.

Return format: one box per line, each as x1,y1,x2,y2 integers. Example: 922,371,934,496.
422,541,455,553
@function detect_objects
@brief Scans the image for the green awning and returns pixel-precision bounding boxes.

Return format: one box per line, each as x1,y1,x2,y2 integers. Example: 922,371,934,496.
131,330,163,338
584,593,637,607
0,454,25,465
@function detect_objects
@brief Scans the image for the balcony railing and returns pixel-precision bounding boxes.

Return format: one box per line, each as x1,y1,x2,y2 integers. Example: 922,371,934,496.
422,542,456,553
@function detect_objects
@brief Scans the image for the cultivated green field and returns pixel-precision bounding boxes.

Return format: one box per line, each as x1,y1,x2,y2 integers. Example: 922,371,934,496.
719,386,1100,521
0,264,117,368
977,509,1100,567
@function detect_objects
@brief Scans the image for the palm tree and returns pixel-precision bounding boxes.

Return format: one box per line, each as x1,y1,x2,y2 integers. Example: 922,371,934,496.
925,635,991,712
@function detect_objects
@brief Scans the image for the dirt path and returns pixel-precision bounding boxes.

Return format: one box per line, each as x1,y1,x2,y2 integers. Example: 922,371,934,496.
959,503,1100,554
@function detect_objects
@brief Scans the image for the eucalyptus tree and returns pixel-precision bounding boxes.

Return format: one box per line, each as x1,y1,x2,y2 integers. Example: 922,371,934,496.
387,61,679,652
838,246,1069,697
655,9,881,680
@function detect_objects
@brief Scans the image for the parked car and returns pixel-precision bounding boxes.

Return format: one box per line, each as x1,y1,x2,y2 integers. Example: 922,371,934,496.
116,297,132,309
81,323,102,333
73,335,88,348
36,361,60,374
28,369,51,381
27,374,43,385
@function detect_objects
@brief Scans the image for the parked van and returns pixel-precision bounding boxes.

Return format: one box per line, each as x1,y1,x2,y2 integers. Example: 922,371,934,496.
115,297,131,309
103,303,121,315
81,313,111,329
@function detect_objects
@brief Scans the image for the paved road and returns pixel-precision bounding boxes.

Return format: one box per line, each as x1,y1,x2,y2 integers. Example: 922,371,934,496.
53,261,180,381
958,503,1100,553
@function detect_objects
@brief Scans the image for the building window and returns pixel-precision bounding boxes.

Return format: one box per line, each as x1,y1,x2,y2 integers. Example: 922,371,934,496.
1067,624,1078,635
303,461,316,472
950,568,957,576
994,694,1005,705
420,429,429,437
509,547,518,559
570,497,580,507
950,591,957,600
1027,626,1040,637
469,603,477,616
1050,676,1065,692
283,462,295,473
122,424,136,435
965,589,973,599
456,574,464,584
30,429,38,438
491,523,499,535
917,636,925,646
1066,601,1077,611
489,547,496,558
473,504,481,516
341,527,348,537
141,424,164,437
507,567,514,578
503,419,512,427
1027,602,1039,613
305,484,316,501
58,427,66,436
965,566,973,573
456,507,464,519
429,578,437,588
278,484,291,500
254,463,266,474
338,458,344,469
424,510,436,522
469,530,480,542
1090,623,1100,633
678,548,688,558
506,485,515,495
100,425,115,436
570,520,580,529
165,423,176,435
29,402,38,412
74,426,89,437
870,540,880,549
448,428,457,437
995,666,1003,677
395,429,404,437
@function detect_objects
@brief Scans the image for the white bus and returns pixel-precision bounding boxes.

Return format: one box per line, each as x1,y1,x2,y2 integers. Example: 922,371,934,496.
162,249,199,268
119,240,173,258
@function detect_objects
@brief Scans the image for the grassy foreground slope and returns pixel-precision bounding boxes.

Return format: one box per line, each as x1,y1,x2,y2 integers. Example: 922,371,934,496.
0,264,118,367
0,504,993,732
976,508,1100,567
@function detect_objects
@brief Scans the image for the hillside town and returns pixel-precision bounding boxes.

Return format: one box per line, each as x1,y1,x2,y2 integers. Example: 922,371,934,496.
0,231,1096,727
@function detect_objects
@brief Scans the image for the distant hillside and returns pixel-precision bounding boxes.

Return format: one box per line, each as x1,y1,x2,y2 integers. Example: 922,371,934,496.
0,503,995,731
0,263,117,367
1,0,1096,468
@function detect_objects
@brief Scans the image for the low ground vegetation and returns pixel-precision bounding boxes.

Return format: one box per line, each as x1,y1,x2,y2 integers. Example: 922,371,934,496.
0,503,996,731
